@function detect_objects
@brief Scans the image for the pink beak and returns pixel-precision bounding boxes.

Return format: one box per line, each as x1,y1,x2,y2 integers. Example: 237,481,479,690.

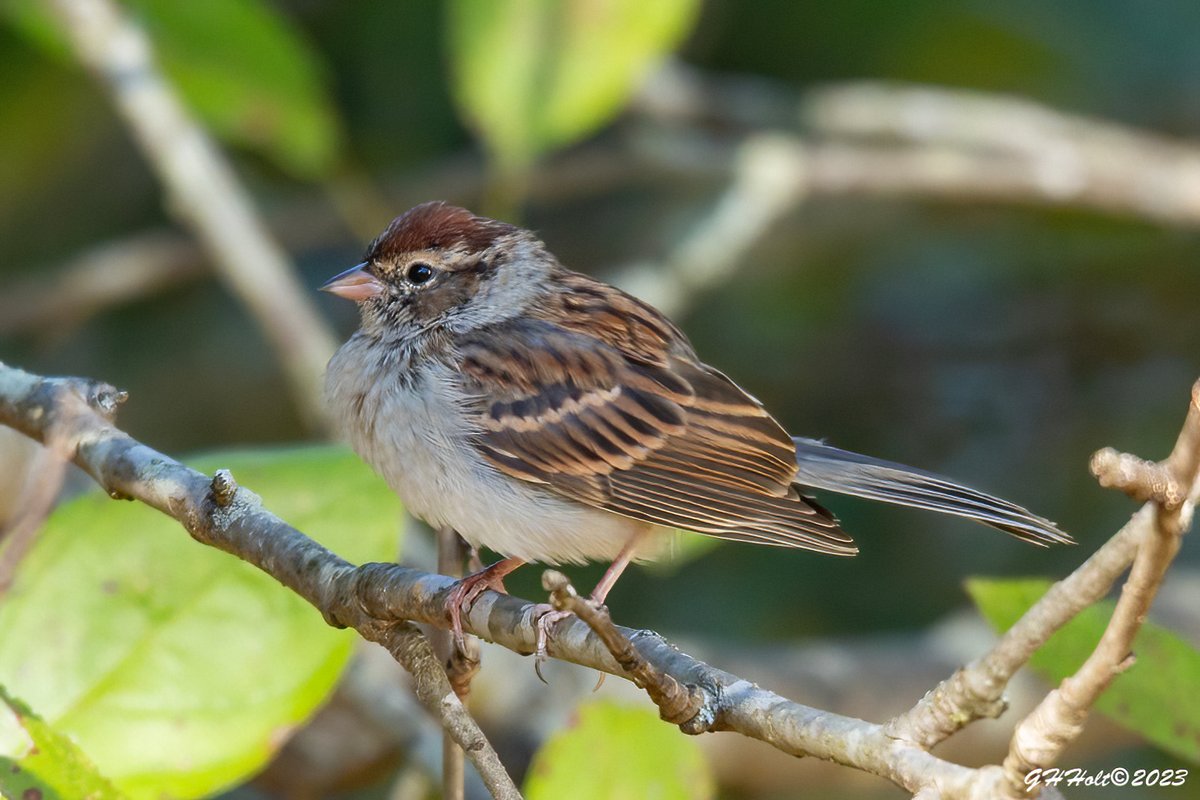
320,262,385,301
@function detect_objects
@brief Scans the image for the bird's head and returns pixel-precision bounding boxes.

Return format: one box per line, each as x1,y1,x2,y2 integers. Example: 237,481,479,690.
321,202,555,340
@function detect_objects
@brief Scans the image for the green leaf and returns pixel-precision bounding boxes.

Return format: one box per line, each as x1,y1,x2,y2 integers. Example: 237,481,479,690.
0,445,402,799
3,0,342,177
525,701,715,800
133,0,342,178
448,0,699,173
0,687,127,800
967,577,1200,764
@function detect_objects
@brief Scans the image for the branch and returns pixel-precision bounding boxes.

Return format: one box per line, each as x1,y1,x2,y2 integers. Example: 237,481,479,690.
888,381,1200,764
2,361,1195,800
358,620,519,800
0,361,984,796
0,433,68,596
994,383,1198,795
616,67,1200,322
884,510,1142,747
612,134,808,317
15,70,1200,340
543,570,702,727
803,82,1200,226
640,65,1200,227
47,0,338,430
0,362,519,800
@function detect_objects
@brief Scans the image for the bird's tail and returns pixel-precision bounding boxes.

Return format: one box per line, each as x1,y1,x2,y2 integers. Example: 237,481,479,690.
791,437,1072,546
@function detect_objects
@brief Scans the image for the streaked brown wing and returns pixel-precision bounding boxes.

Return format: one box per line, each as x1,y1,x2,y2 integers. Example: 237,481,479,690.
458,306,857,556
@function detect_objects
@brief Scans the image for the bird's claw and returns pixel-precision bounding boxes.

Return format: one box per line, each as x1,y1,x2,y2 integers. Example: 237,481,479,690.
446,567,512,653
531,604,573,683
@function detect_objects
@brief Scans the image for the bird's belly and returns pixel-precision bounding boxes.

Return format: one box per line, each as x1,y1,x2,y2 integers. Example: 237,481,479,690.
329,349,652,564
374,424,647,564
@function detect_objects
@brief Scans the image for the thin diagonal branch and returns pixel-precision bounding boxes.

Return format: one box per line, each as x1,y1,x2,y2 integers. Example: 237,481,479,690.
47,0,337,430
888,381,1200,754
995,381,1199,796
884,512,1142,747
543,570,703,728
361,620,518,800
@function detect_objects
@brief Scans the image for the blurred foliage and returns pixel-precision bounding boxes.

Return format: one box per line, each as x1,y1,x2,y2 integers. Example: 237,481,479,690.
0,446,401,798
0,687,126,800
1,1,1199,798
448,0,698,197
969,577,1200,764
5,0,341,178
524,700,714,800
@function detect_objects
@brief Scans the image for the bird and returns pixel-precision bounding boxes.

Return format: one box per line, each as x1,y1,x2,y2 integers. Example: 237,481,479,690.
322,201,1070,655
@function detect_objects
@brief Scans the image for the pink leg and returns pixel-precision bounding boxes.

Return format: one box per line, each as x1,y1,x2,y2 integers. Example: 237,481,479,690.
590,529,647,603
447,557,525,651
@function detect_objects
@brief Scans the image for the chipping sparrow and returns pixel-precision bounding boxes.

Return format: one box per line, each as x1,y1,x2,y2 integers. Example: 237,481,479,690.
323,202,1069,652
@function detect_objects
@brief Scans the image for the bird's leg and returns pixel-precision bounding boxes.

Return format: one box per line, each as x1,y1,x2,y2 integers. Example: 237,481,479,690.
534,530,648,674
447,556,525,651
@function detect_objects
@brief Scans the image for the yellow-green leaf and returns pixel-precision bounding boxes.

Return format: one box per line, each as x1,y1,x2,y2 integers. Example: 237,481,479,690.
0,445,402,798
967,577,1200,764
525,701,715,800
449,0,699,172
0,687,127,800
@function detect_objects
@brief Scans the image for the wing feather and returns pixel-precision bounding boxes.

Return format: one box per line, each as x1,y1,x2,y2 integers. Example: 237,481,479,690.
457,271,1067,553
459,303,856,556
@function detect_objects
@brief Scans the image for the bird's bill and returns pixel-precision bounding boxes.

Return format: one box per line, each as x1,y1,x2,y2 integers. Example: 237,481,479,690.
320,262,384,301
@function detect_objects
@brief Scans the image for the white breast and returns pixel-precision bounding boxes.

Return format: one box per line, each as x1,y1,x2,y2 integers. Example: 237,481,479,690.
325,334,652,564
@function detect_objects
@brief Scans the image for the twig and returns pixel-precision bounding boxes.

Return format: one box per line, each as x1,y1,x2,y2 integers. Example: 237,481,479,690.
613,134,808,317
0,447,67,598
884,512,1141,747
995,382,1199,796
47,0,338,430
434,527,479,800
888,380,1200,754
542,570,703,728
360,620,521,800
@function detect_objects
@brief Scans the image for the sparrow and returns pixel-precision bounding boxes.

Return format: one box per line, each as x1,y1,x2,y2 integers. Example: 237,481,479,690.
322,202,1070,654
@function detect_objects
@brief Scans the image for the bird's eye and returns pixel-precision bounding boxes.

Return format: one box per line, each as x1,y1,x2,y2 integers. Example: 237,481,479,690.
406,262,434,285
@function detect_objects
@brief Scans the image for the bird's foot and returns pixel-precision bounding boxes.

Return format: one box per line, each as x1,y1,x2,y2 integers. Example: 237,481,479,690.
531,604,574,683
446,558,521,652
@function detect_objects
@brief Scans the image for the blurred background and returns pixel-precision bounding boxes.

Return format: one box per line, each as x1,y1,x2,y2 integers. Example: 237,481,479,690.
1,1,1198,798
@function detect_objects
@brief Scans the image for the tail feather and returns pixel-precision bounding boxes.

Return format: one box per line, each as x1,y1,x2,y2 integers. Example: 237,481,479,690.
792,438,1072,547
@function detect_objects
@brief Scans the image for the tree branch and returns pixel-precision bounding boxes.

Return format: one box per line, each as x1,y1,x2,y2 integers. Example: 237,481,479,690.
640,65,1200,227
0,362,519,800
1,361,1194,799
